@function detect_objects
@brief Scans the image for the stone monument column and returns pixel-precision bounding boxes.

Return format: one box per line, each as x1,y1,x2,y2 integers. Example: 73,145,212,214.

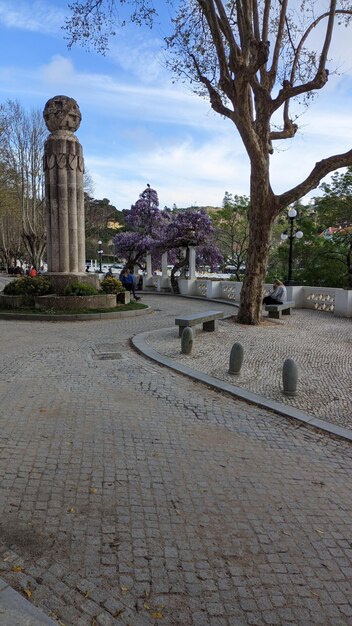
43,95,86,275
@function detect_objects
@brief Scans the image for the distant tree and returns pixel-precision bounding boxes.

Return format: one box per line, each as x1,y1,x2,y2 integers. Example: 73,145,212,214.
210,193,249,280
85,195,125,259
65,0,352,324
267,204,319,284
313,167,352,229
268,203,352,288
330,229,352,288
0,162,24,269
0,100,46,269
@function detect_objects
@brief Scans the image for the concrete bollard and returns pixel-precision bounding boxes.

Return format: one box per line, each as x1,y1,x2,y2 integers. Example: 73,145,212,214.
229,342,244,375
181,327,194,354
282,358,298,396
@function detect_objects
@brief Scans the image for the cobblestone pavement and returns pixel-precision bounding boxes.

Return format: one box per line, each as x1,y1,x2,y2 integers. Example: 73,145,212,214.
0,294,352,625
145,301,352,429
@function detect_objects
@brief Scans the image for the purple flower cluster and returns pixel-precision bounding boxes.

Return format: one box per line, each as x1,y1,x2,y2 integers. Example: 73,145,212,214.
113,187,223,271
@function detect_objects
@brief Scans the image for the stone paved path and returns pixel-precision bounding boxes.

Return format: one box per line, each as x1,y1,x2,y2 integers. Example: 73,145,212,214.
0,294,352,625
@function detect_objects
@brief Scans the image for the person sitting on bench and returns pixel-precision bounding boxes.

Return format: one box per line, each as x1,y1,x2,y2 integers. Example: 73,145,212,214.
263,279,287,305
120,268,141,301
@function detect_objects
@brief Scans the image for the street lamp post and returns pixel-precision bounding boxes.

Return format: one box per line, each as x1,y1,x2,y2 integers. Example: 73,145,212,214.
281,208,303,285
98,240,103,273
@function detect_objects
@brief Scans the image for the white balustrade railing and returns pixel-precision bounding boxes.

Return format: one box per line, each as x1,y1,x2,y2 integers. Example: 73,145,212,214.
141,270,351,317
220,281,238,301
303,287,336,313
196,281,207,297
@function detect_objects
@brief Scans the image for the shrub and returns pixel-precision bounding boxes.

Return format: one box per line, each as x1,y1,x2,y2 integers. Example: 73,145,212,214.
3,276,53,296
100,276,125,294
64,282,98,296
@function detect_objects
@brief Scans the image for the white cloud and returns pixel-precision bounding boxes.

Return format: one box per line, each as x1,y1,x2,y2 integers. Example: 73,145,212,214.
107,30,167,84
40,55,76,84
0,0,64,34
37,55,224,131
85,136,250,209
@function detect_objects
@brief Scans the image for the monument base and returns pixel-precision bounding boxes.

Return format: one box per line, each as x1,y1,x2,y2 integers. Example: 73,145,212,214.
45,272,100,295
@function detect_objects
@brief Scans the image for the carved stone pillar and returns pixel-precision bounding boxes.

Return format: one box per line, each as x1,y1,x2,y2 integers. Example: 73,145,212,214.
43,95,85,273
43,95,98,293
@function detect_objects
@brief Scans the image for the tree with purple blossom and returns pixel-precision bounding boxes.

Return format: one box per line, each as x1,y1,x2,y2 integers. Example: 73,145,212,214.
114,188,222,291
113,185,169,271
157,209,223,293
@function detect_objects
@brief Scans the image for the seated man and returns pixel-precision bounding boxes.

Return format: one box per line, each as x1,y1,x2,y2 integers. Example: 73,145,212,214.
120,269,141,301
263,279,287,305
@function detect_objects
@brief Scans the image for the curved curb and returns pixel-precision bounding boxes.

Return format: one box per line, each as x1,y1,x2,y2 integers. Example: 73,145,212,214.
132,328,352,443
0,576,57,625
0,306,152,322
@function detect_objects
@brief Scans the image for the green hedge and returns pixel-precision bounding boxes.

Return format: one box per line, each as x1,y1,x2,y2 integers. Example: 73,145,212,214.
100,276,125,294
64,282,98,296
3,276,53,296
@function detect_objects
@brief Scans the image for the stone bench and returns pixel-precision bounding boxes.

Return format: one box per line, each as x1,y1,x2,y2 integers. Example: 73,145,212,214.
264,300,294,319
175,310,224,337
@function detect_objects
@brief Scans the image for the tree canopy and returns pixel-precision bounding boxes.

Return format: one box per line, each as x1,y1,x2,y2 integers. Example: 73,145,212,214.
313,167,352,229
268,199,352,288
210,193,249,280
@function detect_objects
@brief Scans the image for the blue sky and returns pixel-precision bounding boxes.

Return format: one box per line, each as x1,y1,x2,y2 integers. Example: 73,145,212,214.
0,0,351,211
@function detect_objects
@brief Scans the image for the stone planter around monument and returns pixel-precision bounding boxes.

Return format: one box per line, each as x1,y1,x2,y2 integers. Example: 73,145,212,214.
116,291,130,305
35,294,117,311
0,294,36,309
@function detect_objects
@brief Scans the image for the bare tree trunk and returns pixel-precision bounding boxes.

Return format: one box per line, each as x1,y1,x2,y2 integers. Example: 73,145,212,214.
237,158,276,324
170,267,180,294
171,249,189,293
237,209,274,324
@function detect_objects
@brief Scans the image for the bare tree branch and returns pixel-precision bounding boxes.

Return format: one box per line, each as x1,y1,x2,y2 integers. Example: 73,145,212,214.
278,149,352,209
267,0,289,88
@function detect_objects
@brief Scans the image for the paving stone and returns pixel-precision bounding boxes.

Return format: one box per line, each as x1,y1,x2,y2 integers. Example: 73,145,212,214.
0,295,351,625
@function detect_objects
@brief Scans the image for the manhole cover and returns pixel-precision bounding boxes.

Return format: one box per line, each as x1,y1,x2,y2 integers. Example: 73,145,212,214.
95,343,122,351
93,353,122,360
